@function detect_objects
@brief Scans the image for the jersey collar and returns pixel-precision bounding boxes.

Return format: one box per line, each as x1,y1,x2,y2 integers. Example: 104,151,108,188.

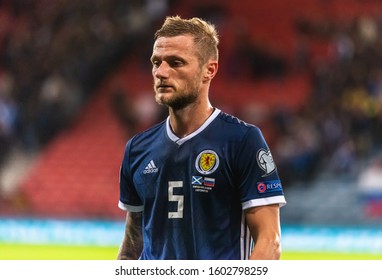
166,108,221,145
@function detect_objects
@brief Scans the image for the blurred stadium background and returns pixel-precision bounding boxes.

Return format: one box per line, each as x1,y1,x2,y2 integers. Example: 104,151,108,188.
1,0,382,259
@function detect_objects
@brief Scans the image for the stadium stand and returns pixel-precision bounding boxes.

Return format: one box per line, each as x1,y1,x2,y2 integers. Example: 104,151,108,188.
1,0,382,223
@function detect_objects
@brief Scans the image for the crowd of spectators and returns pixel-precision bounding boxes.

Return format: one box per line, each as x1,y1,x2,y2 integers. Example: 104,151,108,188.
0,0,170,172
2,0,382,192
190,4,382,186
270,15,382,185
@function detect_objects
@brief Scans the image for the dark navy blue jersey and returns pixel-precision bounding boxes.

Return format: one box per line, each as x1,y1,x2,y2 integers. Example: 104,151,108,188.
119,108,286,260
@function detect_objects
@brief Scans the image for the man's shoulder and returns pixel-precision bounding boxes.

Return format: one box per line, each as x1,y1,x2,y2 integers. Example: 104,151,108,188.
128,119,166,147
216,110,260,133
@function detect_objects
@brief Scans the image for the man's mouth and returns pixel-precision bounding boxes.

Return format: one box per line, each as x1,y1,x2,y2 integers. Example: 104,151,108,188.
157,84,173,91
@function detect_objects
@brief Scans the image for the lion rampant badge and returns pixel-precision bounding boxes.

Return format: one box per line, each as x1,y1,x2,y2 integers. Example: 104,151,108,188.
195,150,219,175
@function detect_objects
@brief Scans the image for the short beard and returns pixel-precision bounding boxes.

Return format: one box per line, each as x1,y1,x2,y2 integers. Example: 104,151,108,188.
155,90,198,110
154,65,203,110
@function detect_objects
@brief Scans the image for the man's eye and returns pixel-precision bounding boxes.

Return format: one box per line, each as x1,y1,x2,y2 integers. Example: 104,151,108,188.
152,61,161,67
171,60,183,67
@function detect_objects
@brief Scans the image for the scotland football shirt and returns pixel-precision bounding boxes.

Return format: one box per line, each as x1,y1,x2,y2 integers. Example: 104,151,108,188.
119,108,286,259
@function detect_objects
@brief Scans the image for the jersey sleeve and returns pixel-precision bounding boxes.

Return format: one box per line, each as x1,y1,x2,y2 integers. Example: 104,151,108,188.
235,126,286,210
119,140,144,212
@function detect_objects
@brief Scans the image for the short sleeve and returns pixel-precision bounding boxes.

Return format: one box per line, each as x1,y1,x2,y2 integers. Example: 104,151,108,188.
119,140,144,212
235,126,286,209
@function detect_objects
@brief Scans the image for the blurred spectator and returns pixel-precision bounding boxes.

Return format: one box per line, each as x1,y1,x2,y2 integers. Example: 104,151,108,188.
332,32,354,63
358,154,382,191
328,138,357,175
274,111,322,184
0,72,18,167
356,16,378,46
226,22,288,79
146,0,169,23
34,73,83,148
110,88,139,137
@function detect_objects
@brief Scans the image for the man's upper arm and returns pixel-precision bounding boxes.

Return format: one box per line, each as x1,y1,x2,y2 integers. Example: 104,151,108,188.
117,211,143,260
245,204,282,259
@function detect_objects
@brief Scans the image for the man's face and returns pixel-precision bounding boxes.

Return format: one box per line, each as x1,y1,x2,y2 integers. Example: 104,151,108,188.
151,35,204,110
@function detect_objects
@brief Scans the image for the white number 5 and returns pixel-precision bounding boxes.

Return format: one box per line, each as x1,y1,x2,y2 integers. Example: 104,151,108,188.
168,181,184,219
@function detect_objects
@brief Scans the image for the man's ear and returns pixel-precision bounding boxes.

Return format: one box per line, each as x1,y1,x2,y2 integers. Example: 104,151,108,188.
203,61,218,82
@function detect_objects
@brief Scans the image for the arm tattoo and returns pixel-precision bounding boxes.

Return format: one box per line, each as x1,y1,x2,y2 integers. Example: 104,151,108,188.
118,212,143,259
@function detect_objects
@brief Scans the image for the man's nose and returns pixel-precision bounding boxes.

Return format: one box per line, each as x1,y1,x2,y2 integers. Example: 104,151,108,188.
154,62,170,79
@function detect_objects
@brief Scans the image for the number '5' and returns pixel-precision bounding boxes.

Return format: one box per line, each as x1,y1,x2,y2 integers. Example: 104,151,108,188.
168,181,184,219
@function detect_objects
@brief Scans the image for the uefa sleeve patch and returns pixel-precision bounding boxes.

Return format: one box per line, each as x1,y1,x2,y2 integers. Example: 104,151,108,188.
257,149,276,177
257,180,283,194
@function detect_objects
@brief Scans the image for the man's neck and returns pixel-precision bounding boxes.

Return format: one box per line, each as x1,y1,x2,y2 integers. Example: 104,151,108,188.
168,103,214,138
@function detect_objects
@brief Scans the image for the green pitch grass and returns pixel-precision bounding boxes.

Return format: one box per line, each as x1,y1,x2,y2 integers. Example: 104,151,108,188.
282,251,382,260
0,243,119,260
1,243,382,260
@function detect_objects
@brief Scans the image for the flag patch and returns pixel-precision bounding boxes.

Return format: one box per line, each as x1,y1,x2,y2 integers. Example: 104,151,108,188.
192,176,216,193
192,176,203,185
204,177,215,187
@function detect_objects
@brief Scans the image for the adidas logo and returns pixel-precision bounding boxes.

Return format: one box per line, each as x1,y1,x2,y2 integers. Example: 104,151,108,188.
143,160,159,174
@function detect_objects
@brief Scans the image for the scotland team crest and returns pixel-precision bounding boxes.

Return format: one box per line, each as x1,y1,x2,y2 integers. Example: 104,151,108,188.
195,150,219,175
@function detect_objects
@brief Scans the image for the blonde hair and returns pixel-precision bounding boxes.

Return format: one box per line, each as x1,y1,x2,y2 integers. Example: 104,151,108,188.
154,15,219,64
